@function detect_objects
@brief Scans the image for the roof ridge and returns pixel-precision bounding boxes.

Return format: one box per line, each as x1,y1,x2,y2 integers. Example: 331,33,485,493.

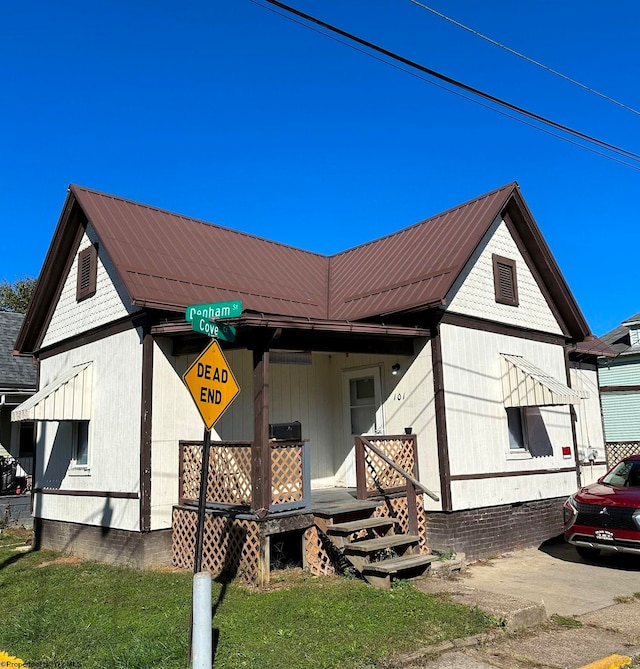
70,184,329,261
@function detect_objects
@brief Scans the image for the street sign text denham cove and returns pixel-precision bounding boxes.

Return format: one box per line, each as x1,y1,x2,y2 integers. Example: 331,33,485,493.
186,300,242,343
182,339,240,431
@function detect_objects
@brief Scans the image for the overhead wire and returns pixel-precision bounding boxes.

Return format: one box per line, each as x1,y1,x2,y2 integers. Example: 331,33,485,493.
406,0,640,118
250,0,640,169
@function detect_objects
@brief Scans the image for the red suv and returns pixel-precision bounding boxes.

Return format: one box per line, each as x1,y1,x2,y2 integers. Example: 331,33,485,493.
564,455,640,559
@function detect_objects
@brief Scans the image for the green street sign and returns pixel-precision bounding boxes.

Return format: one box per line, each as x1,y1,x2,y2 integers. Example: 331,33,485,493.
185,300,243,323
191,318,236,343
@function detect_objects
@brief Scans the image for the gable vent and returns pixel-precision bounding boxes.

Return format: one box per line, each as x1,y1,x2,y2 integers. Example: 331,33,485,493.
76,244,98,301
493,254,518,306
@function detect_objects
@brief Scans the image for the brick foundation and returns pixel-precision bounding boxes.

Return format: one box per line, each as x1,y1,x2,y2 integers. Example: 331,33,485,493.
33,518,172,568
425,497,566,561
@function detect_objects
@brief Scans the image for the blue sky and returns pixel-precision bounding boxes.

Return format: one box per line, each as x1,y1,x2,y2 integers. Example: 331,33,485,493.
2,0,638,336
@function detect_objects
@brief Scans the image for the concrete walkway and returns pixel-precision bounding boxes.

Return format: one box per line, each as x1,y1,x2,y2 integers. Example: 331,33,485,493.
386,540,640,669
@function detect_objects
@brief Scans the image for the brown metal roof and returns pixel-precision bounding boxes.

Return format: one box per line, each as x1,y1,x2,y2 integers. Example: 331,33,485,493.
71,186,330,318
72,183,515,323
15,182,592,353
328,183,514,320
570,335,617,358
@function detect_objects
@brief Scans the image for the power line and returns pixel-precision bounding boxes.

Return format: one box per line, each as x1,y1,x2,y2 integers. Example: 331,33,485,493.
251,0,640,168
407,0,640,118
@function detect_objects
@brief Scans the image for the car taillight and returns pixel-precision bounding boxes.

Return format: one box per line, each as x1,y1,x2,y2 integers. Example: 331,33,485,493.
633,509,640,531
563,495,578,529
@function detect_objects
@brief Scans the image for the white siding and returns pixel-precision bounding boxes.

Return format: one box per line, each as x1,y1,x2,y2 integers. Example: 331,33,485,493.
269,354,335,488
571,362,607,486
451,471,577,510
150,338,209,530
446,217,563,335
570,362,605,462
440,323,576,510
42,226,138,348
34,328,143,531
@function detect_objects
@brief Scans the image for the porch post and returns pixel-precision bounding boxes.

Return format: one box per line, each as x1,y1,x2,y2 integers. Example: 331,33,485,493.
252,347,271,517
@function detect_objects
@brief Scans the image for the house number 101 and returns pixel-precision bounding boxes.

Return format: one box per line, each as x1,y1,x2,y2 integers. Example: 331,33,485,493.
394,392,405,401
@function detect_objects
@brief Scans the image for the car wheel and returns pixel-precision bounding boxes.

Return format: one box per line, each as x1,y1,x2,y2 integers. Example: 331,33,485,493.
576,546,601,560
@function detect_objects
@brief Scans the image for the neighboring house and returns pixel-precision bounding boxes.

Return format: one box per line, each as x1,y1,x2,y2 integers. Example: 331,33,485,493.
598,313,640,468
11,182,607,580
0,312,36,480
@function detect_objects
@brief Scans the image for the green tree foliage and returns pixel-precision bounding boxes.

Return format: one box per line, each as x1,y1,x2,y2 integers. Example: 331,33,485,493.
0,277,37,313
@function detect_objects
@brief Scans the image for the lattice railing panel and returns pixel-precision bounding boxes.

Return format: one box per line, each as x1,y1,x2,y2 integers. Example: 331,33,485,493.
364,437,417,493
271,442,304,506
172,507,262,584
373,494,428,553
180,442,252,506
606,441,640,469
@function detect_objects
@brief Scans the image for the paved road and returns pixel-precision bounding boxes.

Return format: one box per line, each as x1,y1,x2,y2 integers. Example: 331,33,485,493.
389,540,640,669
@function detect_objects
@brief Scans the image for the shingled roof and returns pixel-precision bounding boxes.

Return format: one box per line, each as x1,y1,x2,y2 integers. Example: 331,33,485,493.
600,311,640,356
0,312,36,389
16,182,592,353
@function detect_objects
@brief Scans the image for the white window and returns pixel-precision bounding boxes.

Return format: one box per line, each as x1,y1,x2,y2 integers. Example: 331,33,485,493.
72,421,90,467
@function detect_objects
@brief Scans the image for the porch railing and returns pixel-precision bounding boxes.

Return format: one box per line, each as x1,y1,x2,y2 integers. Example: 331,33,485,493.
178,439,311,514
355,434,439,537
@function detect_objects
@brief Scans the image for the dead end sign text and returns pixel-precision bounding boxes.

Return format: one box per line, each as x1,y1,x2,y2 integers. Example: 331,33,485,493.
182,340,240,430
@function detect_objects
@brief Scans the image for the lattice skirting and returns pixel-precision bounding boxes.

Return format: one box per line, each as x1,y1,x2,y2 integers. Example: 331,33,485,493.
173,495,429,585
172,507,265,585
304,525,338,577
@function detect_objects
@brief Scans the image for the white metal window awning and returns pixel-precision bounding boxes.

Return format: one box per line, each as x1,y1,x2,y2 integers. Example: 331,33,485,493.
500,354,587,408
11,362,93,422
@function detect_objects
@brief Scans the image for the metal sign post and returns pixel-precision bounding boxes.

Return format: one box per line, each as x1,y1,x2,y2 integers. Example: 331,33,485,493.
182,304,242,669
193,427,211,575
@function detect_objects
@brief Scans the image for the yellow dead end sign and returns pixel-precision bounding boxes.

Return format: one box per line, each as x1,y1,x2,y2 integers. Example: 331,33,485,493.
182,339,240,430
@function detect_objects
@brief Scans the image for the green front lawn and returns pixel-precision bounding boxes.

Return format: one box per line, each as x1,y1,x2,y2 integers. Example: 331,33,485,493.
0,529,493,669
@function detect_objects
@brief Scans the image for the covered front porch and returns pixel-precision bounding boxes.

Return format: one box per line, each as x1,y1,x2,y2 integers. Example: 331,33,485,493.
155,312,440,585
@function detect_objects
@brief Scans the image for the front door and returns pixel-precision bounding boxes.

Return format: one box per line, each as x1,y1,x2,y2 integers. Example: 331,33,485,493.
336,366,384,487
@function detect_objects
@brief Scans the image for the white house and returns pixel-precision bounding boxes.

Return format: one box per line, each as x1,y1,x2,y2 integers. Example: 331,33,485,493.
12,182,608,581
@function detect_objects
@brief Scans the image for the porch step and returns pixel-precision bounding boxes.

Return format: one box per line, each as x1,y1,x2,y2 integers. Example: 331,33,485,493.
311,500,380,519
343,533,420,556
326,516,397,537
362,553,438,590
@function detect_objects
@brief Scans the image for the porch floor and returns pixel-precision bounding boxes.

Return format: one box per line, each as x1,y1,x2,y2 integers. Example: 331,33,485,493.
310,487,380,517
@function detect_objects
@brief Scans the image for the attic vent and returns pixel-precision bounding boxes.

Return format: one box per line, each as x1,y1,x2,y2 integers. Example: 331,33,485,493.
76,244,98,301
492,254,518,306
